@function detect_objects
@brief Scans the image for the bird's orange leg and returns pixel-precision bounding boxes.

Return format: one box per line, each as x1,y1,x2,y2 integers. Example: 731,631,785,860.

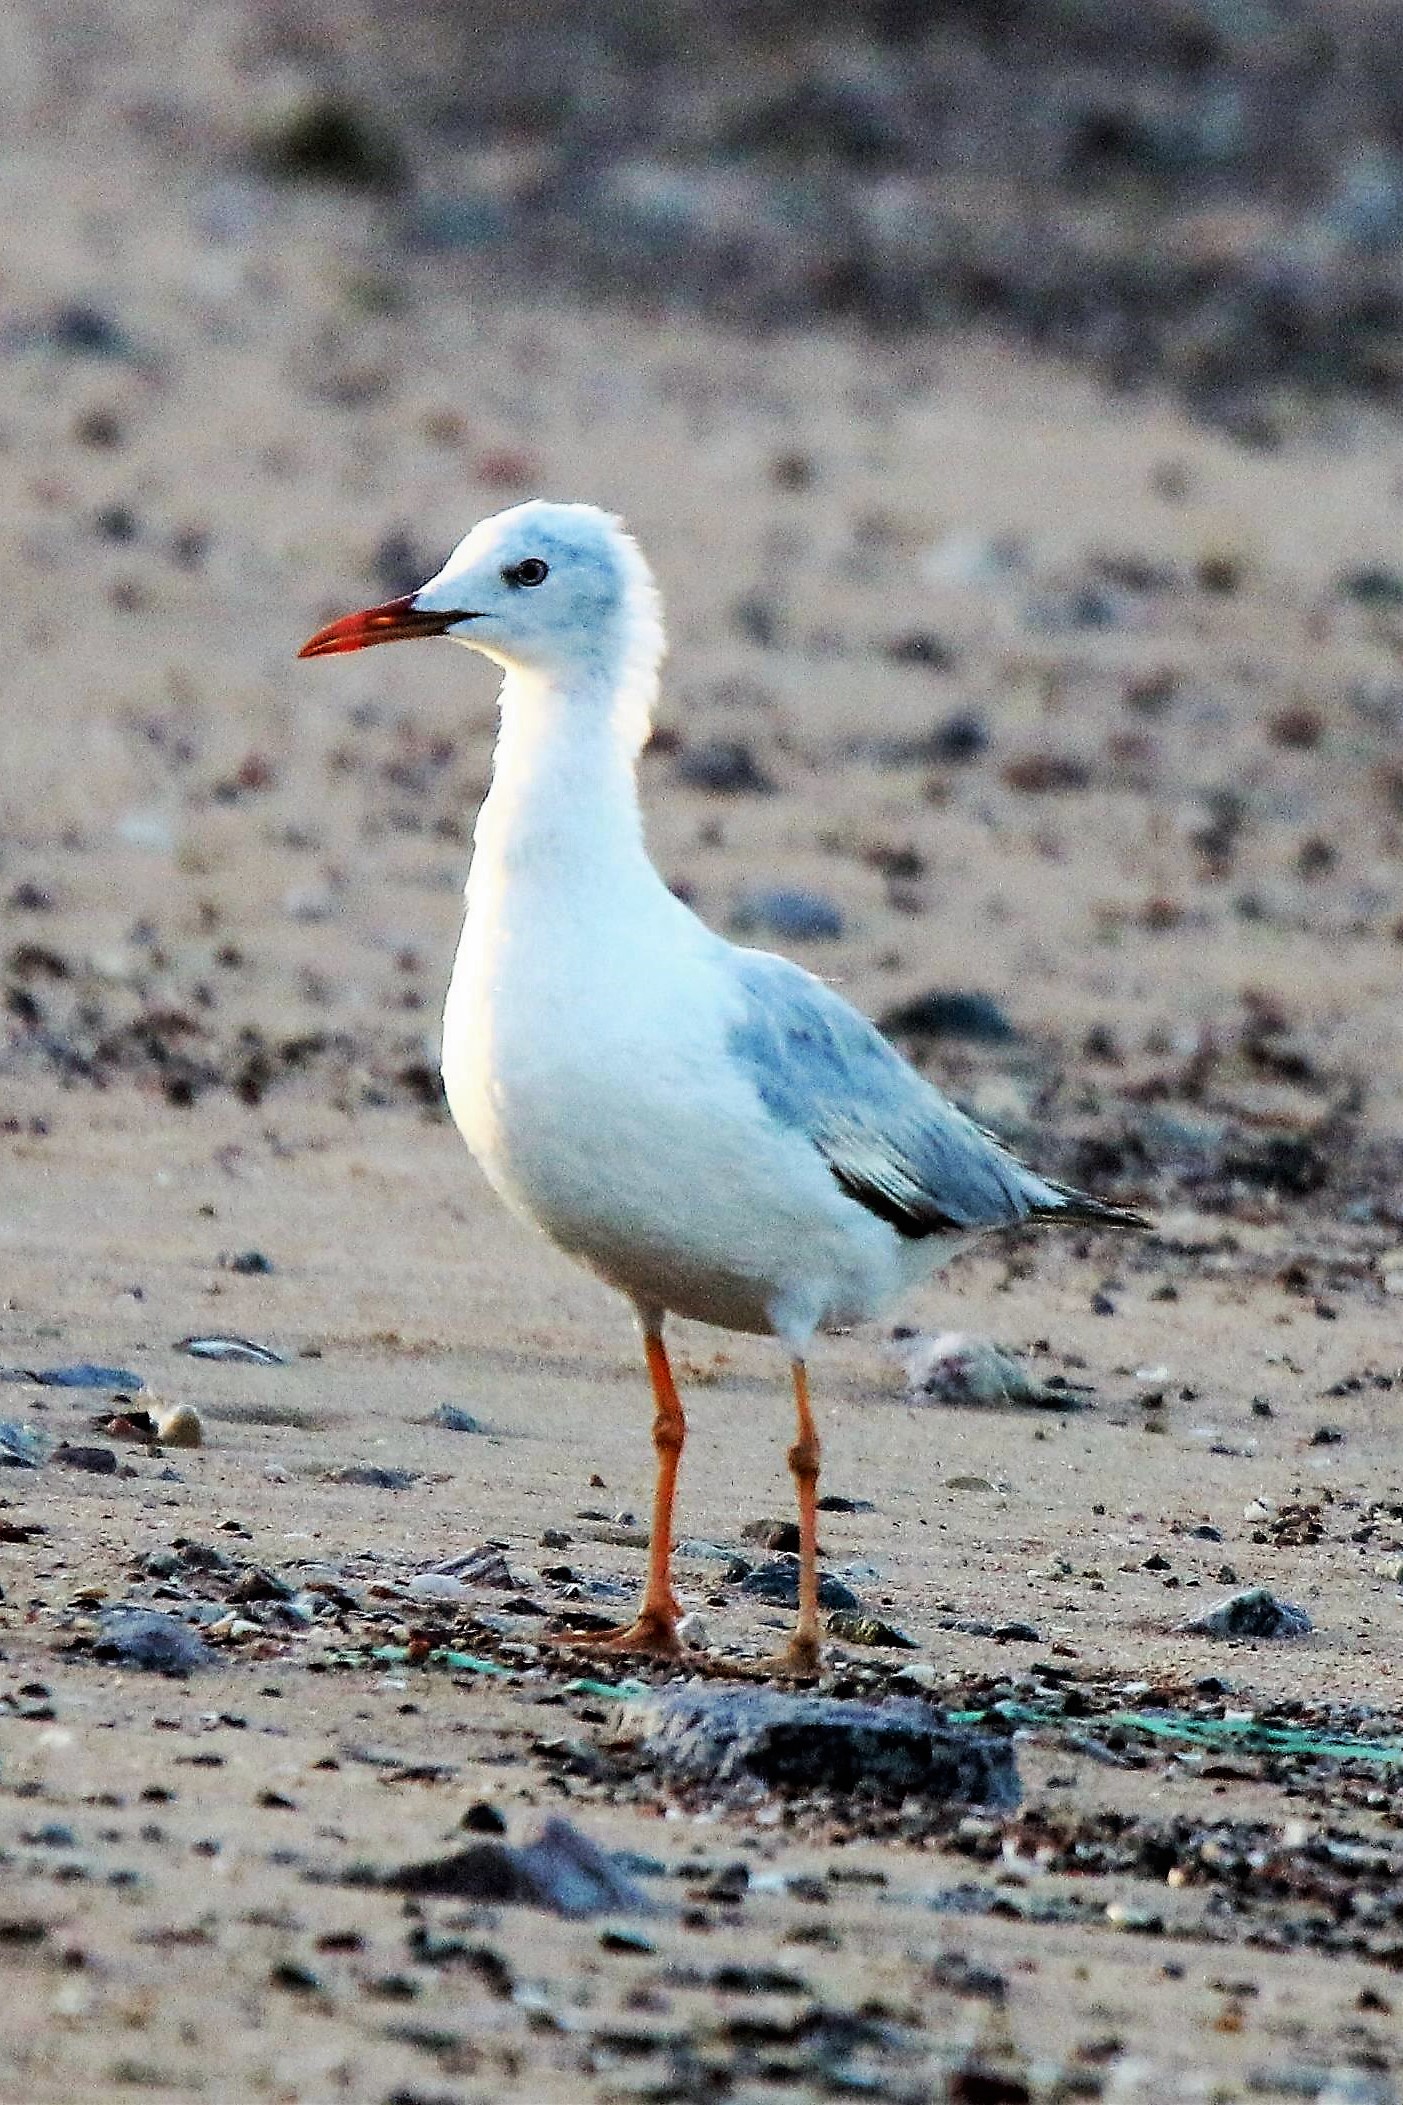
555,1329,685,1658
786,1359,822,1676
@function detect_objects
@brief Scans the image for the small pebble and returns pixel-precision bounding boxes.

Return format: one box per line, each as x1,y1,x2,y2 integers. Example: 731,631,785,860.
674,739,776,795
739,1559,859,1611
430,1404,485,1434
729,887,844,941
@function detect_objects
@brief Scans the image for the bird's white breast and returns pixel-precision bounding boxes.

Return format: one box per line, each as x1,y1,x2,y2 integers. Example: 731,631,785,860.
440,857,903,1337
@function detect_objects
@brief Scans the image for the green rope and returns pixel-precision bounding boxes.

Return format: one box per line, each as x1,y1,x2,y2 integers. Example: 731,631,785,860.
958,1699,1403,1767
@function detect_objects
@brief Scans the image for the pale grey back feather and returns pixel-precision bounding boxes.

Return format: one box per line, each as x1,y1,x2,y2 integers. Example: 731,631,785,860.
727,950,1123,1236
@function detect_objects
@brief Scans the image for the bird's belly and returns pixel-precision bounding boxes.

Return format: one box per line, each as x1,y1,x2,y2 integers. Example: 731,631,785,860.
441,948,902,1335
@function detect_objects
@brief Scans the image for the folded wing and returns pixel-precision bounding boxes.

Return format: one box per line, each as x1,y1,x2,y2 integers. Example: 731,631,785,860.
727,951,1144,1240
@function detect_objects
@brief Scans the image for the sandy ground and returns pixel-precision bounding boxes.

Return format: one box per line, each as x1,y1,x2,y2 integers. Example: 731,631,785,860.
12,3,1403,2100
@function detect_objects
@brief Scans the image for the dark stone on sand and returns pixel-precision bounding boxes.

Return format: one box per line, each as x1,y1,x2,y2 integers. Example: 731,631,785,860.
729,887,844,940
739,1558,859,1611
379,1815,652,1917
322,1464,418,1490
46,302,132,358
1176,1587,1312,1641
252,94,405,193
93,1609,214,1675
878,990,1017,1044
52,1443,118,1474
827,1611,917,1649
926,708,990,763
883,630,958,671
741,1517,801,1552
431,1403,486,1434
222,1249,274,1276
627,1686,1019,1806
673,738,776,795
1339,565,1403,607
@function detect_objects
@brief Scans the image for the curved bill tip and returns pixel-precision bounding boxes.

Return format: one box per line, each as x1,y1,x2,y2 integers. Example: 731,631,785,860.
297,593,458,659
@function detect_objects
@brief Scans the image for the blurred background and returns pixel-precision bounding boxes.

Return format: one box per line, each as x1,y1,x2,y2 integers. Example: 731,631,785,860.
8,0,1403,1214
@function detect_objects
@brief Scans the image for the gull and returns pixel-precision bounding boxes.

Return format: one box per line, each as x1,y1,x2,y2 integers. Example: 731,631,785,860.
300,501,1145,1674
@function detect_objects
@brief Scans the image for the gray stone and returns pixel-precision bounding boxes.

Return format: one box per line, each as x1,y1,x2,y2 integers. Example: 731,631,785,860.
624,1686,1019,1806
739,1558,859,1611
377,1815,653,1916
729,887,844,941
1176,1587,1311,1641
93,1609,214,1674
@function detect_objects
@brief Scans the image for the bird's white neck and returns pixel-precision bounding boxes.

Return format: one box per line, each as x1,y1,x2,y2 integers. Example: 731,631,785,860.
468,663,654,898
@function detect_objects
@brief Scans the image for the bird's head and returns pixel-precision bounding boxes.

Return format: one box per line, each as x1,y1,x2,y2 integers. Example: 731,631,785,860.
299,499,664,705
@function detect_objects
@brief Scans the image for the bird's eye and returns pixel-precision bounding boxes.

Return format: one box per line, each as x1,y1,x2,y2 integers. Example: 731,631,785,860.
503,557,549,588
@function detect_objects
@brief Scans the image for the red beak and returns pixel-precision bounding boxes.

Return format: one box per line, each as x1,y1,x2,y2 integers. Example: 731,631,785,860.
297,593,467,659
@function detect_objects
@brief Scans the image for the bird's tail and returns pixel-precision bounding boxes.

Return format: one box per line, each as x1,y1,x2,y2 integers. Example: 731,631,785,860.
1028,1181,1150,1232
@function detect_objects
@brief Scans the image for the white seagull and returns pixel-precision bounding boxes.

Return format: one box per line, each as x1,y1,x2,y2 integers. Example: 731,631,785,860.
300,501,1144,1675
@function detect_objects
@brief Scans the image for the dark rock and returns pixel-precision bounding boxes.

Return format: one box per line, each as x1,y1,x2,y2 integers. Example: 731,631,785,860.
46,303,131,357
322,1465,418,1491
626,1686,1019,1806
674,739,776,795
1220,1132,1328,1196
827,1611,917,1649
878,990,1017,1043
925,709,989,763
1176,1587,1312,1641
1339,565,1403,607
379,1815,652,1916
430,1404,485,1434
252,94,405,192
52,1443,118,1474
883,631,958,671
732,596,778,647
1001,751,1094,793
740,1517,801,1552
7,882,55,911
739,1558,859,1611
221,1250,274,1276
928,1950,1008,2000
229,1565,296,1604
94,504,138,543
729,887,844,940
460,1801,507,1834
93,1610,214,1674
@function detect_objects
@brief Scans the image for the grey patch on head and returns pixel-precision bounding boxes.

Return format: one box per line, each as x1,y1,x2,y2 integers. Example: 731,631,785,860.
727,951,1119,1237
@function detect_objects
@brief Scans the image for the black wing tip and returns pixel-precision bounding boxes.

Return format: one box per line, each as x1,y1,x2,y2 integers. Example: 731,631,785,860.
1031,1190,1151,1232
828,1162,962,1240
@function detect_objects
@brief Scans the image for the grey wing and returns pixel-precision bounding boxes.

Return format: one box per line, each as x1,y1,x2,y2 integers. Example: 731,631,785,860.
727,951,1142,1239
